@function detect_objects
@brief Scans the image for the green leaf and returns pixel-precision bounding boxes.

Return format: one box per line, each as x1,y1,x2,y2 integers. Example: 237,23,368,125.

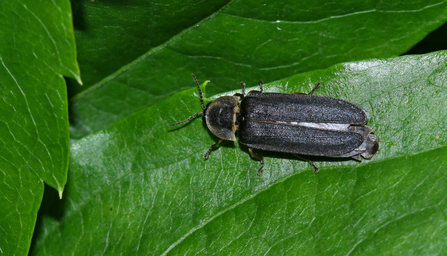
0,1,79,255
69,0,447,139
32,52,447,255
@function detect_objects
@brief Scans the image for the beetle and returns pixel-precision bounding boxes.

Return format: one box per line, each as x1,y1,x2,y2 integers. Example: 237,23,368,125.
169,74,379,174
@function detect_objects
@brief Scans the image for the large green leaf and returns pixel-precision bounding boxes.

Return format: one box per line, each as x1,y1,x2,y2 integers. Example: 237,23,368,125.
32,52,447,255
0,1,79,255
69,0,447,139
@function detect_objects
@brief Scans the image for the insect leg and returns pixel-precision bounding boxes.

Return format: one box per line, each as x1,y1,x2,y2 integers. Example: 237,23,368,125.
240,81,246,96
204,139,224,159
245,80,264,95
307,82,322,95
293,154,319,173
234,81,246,98
248,148,264,175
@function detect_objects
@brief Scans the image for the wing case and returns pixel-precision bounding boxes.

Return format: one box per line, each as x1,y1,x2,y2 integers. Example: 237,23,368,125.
241,93,368,125
238,93,370,156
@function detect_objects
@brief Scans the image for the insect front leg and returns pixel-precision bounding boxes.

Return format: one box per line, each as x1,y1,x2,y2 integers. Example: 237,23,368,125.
204,139,224,159
234,81,246,98
248,148,264,175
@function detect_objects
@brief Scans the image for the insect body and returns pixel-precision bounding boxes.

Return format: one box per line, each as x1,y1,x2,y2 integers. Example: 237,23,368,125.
169,74,379,174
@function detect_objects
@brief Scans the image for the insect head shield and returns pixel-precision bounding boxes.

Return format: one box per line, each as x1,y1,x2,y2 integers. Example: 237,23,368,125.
169,74,379,174
204,96,241,141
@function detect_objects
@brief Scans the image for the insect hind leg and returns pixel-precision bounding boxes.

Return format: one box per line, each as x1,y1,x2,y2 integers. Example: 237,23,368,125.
293,154,319,173
307,82,321,95
248,148,264,175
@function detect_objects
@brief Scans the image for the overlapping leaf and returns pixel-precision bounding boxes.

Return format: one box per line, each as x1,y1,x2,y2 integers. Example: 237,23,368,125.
0,1,79,255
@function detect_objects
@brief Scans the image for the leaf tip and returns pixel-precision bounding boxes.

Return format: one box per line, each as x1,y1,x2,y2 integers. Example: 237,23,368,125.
58,187,64,199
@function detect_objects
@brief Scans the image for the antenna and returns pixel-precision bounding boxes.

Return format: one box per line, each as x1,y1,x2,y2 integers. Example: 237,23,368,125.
168,74,206,126
192,73,206,111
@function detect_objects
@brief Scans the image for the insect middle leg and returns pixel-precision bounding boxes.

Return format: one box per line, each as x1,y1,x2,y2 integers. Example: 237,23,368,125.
241,80,264,96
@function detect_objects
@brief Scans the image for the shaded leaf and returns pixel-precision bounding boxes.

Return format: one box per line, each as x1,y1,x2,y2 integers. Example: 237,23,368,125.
68,0,228,94
33,52,447,255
